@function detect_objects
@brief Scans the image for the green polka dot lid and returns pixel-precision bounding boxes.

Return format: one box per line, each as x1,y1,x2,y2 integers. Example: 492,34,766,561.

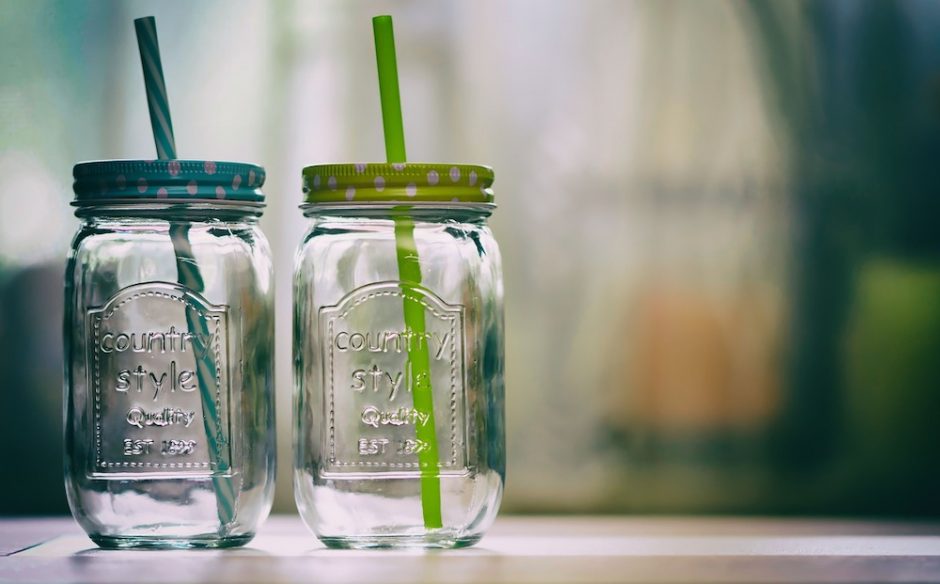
73,159,266,203
302,163,494,204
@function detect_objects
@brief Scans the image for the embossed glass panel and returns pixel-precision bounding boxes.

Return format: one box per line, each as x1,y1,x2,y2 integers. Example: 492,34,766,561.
319,281,468,477
87,283,232,478
294,163,505,549
64,160,275,549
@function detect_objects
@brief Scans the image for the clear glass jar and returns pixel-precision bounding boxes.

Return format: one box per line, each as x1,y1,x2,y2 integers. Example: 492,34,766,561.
293,163,505,549
64,160,275,548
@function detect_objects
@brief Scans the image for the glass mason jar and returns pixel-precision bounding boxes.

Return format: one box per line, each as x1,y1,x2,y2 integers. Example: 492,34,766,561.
64,160,276,548
293,163,505,549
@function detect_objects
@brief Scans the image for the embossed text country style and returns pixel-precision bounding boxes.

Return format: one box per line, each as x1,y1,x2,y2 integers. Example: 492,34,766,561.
100,326,218,400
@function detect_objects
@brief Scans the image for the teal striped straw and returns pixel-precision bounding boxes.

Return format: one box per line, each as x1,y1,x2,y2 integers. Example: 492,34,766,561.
134,17,176,160
134,16,237,528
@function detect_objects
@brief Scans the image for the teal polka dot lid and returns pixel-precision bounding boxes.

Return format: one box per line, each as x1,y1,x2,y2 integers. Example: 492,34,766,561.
302,163,494,204
72,159,266,203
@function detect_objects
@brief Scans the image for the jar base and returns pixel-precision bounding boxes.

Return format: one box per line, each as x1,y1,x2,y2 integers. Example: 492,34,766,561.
318,533,482,550
89,533,254,550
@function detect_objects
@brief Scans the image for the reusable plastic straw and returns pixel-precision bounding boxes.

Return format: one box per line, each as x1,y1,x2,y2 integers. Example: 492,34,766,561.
134,16,236,527
373,15,443,529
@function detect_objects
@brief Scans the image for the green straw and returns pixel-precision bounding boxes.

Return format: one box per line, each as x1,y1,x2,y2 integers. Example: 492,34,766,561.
373,14,443,529
134,16,236,528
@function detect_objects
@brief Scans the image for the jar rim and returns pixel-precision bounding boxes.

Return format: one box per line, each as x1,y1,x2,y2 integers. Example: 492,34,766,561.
300,201,494,219
72,159,266,204
302,163,494,205
73,200,265,220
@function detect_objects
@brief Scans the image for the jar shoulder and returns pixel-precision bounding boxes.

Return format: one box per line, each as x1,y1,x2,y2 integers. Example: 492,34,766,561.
293,217,502,313
67,221,273,309
296,217,501,258
70,221,271,257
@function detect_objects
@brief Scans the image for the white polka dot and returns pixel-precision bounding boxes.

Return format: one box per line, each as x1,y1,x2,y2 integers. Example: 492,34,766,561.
345,187,356,201
204,161,217,175
406,183,417,197
427,170,439,186
328,176,337,190
232,174,242,190
469,171,477,186
116,174,126,189
156,187,168,198
137,178,147,193
248,169,256,187
374,176,385,192
480,185,487,195
216,186,225,199
354,163,366,174
167,161,181,177
313,174,321,189
449,167,460,182
392,163,405,171
187,180,198,195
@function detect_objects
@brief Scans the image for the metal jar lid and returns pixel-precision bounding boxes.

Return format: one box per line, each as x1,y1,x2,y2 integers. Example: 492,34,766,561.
73,159,266,204
302,163,493,204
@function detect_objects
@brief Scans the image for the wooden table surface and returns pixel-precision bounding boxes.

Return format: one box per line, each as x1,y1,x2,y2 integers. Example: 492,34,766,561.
2,515,939,583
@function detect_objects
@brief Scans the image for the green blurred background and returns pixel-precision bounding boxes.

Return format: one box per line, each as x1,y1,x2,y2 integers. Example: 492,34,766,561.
1,0,938,517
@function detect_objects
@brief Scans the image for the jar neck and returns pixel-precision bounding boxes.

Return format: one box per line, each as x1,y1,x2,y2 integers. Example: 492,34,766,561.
301,203,494,222
74,201,264,222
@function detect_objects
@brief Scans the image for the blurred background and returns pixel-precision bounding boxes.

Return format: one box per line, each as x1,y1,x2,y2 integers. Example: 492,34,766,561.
1,0,939,517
